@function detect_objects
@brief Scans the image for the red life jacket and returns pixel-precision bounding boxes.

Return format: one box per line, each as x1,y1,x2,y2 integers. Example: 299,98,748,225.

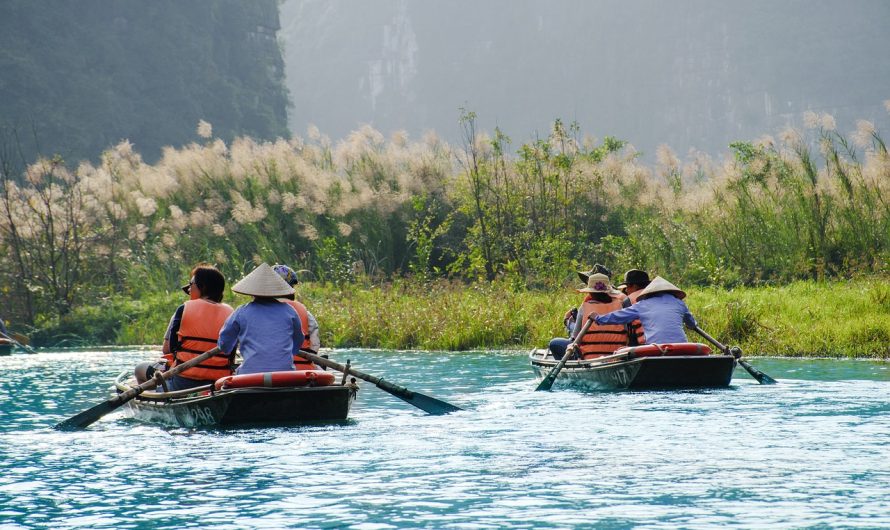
578,294,628,358
624,290,647,345
173,298,234,381
279,298,315,369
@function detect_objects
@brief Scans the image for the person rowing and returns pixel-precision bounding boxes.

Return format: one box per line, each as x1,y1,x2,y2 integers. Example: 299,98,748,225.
217,263,304,375
593,276,697,344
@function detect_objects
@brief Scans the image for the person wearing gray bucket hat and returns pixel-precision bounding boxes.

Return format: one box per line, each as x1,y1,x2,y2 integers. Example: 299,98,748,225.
593,276,698,344
217,263,305,375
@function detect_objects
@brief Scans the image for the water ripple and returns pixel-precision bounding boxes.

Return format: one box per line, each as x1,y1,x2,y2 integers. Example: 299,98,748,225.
0,350,888,529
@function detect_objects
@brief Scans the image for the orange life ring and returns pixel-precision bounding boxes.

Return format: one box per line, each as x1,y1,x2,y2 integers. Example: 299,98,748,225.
614,342,712,357
214,370,336,390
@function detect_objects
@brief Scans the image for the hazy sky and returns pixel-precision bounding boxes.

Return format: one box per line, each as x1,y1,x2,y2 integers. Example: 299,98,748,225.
280,0,890,159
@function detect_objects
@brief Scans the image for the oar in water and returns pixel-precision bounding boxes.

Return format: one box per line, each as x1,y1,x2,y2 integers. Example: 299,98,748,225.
0,330,36,354
535,314,596,392
54,346,222,431
295,349,461,415
691,325,777,385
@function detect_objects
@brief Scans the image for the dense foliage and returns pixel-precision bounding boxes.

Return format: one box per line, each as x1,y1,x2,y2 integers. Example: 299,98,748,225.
0,0,288,164
1,109,888,348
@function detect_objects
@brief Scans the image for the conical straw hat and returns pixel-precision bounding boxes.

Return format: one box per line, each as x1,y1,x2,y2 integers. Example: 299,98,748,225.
232,263,295,297
636,276,686,300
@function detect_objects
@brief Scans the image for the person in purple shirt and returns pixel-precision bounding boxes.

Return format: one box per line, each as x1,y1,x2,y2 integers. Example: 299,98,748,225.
218,263,303,374
594,276,697,344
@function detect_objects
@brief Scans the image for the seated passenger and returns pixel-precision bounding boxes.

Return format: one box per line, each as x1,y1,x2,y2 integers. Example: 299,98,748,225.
272,263,321,369
561,263,613,335
136,264,234,391
616,269,651,346
218,263,303,375
548,273,629,360
594,276,697,344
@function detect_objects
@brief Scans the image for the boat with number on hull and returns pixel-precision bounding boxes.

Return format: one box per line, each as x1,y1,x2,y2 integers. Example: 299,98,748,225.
529,342,736,390
113,370,358,428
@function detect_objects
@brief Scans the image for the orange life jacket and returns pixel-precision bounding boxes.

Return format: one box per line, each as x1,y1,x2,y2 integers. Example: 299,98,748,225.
279,298,315,368
624,290,646,345
578,294,629,358
173,298,234,381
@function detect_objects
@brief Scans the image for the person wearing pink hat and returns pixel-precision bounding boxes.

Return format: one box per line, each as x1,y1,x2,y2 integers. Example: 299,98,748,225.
548,273,630,360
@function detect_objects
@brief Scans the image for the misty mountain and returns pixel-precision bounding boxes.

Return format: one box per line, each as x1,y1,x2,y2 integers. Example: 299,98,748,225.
281,0,890,158
0,0,288,164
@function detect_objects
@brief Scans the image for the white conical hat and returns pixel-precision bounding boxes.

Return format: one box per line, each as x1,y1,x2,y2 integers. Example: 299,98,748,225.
636,276,686,300
232,263,295,297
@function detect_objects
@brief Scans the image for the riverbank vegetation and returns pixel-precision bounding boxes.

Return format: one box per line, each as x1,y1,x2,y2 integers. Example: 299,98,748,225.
24,278,890,359
1,109,888,356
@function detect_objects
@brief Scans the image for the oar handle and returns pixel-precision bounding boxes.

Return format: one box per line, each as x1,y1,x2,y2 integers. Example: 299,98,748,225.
295,349,459,414
692,325,777,384
691,325,733,356
296,349,396,390
536,313,596,391
119,346,222,400
0,330,37,354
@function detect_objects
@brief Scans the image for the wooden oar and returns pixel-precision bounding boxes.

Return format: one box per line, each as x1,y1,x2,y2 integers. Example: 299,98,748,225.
0,330,36,354
54,346,222,431
691,325,777,385
295,349,461,415
535,314,596,391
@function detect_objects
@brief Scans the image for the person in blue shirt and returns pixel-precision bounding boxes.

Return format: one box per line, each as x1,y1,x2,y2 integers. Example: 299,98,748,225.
218,263,303,374
593,276,697,344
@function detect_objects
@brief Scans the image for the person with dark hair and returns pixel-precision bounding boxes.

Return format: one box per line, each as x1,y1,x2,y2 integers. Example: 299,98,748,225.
616,269,651,346
135,263,234,391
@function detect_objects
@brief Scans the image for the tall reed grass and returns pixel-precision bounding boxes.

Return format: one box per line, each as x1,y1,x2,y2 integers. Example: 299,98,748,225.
1,110,888,332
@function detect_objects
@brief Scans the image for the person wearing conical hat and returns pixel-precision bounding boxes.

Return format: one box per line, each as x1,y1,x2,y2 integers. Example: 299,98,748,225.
593,276,698,344
217,263,304,375
548,273,631,360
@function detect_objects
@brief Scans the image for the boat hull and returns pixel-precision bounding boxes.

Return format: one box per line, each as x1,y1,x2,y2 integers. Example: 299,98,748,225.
530,349,735,390
0,341,12,356
116,374,357,428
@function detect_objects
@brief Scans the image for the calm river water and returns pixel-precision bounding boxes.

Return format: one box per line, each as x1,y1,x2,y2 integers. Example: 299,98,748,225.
0,349,888,529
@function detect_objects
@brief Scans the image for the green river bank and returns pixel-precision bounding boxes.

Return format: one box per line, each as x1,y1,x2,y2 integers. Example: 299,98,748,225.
24,278,890,359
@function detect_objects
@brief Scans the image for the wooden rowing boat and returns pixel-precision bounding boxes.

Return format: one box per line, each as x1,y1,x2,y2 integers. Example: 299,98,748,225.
529,343,736,390
113,370,358,428
0,339,13,355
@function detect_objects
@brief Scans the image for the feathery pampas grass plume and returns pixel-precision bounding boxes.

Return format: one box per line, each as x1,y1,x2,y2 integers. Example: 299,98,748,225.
197,120,213,139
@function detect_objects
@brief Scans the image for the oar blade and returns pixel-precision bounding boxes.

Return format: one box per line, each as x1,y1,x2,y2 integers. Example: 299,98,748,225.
54,398,121,431
739,359,777,385
381,385,462,415
535,370,559,392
